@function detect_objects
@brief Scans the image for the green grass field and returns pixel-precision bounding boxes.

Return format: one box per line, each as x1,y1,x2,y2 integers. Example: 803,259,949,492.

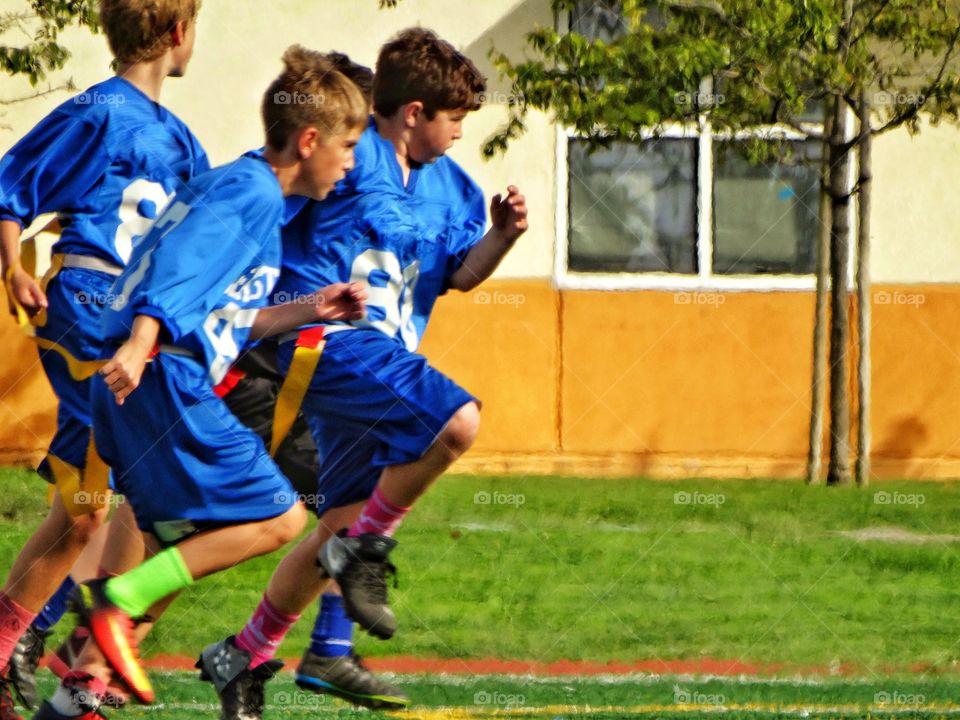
3,467,960,717
25,672,960,719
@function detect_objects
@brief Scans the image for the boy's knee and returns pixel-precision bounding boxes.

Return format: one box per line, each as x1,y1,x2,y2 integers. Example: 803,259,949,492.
440,402,481,460
60,509,106,547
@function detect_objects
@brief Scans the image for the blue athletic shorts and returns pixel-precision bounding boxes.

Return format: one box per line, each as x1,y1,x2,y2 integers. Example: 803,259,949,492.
92,352,297,543
277,329,477,515
34,267,114,478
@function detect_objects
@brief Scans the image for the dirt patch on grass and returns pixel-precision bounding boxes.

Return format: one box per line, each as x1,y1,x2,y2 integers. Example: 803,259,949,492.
836,526,960,544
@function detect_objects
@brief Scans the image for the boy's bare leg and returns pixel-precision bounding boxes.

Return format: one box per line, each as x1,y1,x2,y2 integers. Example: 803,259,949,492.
67,515,111,583
176,504,307,579
98,500,146,576
376,401,480,507
3,493,108,610
265,501,363,616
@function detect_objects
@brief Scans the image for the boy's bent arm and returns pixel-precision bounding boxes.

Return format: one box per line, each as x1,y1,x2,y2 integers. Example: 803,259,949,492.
101,315,162,405
0,219,46,316
249,282,367,340
448,186,528,292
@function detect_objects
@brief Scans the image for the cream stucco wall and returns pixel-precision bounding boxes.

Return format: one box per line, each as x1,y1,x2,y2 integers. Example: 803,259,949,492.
6,0,960,284
871,118,960,283
0,0,557,278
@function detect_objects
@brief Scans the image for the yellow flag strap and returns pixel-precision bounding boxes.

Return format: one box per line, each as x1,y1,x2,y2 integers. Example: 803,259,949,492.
270,327,326,456
49,430,111,516
34,336,106,381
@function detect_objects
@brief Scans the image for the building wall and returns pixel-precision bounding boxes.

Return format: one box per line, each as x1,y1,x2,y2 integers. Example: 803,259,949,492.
423,282,960,480
2,0,960,478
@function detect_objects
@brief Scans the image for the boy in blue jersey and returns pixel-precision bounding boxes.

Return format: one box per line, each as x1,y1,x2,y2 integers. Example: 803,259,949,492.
8,54,379,717
35,46,371,720
204,28,528,713
0,1,206,717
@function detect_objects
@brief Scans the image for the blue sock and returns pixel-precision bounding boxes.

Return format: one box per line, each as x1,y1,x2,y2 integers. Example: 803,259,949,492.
33,576,76,633
309,593,353,657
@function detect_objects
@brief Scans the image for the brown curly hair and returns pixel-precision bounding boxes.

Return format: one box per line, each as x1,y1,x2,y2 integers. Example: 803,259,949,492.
374,28,485,118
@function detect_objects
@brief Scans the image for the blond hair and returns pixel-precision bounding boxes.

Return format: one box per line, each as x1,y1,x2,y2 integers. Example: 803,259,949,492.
99,0,199,64
262,45,369,151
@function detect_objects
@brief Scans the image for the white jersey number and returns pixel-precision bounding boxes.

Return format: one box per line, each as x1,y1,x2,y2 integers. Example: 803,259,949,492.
350,249,420,351
109,201,191,311
204,305,258,384
114,179,174,264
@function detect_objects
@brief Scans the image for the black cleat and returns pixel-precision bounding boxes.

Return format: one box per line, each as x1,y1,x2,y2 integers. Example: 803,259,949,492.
316,532,398,639
197,637,283,720
0,668,23,720
294,649,409,709
8,626,50,709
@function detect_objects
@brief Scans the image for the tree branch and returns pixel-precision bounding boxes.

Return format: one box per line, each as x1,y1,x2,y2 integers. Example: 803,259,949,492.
0,81,75,105
849,0,894,48
873,22,960,135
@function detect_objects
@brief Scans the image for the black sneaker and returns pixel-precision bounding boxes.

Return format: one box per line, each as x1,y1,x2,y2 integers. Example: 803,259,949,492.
0,669,23,720
294,649,409,709
196,637,283,720
8,626,50,709
316,532,398,639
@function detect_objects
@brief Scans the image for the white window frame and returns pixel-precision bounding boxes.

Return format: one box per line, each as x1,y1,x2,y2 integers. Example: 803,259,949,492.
555,8,856,292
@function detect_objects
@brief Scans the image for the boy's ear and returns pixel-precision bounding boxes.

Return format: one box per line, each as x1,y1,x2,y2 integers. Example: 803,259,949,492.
401,101,425,128
297,127,321,159
171,20,187,47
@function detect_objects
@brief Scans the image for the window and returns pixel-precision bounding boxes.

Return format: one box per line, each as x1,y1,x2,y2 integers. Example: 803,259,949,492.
559,2,828,290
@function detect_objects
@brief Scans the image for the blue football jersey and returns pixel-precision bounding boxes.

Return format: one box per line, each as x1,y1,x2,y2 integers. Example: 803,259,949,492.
275,119,486,351
0,76,208,267
101,153,283,384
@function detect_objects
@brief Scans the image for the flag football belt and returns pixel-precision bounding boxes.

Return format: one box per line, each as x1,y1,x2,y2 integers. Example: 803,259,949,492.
6,252,125,380
270,326,326,456
48,429,112,517
44,342,195,518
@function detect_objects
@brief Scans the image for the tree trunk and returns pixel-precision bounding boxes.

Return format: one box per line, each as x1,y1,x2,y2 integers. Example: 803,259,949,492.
855,93,873,486
806,102,835,485
827,96,853,486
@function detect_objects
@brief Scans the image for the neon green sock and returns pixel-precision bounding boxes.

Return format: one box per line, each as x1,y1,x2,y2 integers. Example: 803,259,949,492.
103,547,193,617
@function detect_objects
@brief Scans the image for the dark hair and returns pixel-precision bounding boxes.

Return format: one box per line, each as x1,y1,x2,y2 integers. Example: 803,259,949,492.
374,27,485,118
326,52,374,105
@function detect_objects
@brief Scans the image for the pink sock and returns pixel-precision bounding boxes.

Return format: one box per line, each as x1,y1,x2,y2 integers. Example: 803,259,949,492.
0,592,37,670
235,595,299,669
347,486,411,538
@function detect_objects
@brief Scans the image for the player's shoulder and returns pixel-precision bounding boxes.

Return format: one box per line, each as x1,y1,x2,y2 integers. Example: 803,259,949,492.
430,154,483,203
49,77,175,155
229,153,284,218
40,77,123,131
60,77,148,123
157,103,205,153
338,119,403,193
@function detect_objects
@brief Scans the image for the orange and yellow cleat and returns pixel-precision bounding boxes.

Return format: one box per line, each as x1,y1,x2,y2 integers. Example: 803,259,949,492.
71,579,154,704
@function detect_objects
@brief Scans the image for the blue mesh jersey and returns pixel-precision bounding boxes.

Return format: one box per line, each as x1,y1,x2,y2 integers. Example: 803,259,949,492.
275,118,486,351
101,152,283,384
0,76,208,267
